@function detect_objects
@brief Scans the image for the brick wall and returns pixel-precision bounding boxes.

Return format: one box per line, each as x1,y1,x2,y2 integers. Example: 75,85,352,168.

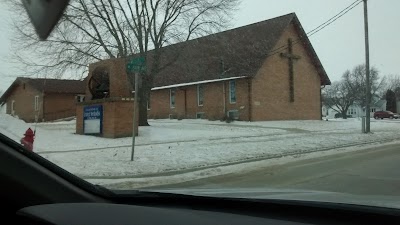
147,79,250,121
104,101,137,138
147,89,171,119
5,83,43,122
76,105,83,134
43,93,79,121
224,79,251,121
251,22,322,121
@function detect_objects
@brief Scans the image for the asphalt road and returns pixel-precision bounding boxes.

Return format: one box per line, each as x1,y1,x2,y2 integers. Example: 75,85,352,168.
155,143,400,196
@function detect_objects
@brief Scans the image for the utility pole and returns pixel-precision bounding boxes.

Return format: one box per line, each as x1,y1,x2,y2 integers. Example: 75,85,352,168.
363,0,371,133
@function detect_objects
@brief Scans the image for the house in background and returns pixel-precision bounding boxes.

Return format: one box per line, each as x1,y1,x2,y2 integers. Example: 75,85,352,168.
0,77,85,122
323,99,387,118
76,13,331,138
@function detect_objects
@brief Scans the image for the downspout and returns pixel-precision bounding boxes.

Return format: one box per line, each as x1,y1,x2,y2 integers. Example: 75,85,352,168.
222,82,226,117
184,89,187,118
220,57,226,118
248,78,252,121
42,78,47,122
320,85,325,120
42,93,45,122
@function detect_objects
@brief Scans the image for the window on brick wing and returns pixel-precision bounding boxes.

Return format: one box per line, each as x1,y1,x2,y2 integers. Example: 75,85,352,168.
197,84,204,106
76,95,85,103
11,100,15,114
34,95,39,111
229,80,236,103
170,89,176,108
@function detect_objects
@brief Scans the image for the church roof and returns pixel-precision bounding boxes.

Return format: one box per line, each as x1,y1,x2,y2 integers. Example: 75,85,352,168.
148,13,330,88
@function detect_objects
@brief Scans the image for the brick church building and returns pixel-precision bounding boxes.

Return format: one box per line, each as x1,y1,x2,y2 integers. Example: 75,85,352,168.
76,13,331,138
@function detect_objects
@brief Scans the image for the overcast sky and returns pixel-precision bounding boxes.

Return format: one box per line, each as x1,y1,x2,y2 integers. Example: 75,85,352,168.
0,0,399,92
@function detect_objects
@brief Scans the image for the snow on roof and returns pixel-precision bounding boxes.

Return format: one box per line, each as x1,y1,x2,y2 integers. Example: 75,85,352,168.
151,76,248,91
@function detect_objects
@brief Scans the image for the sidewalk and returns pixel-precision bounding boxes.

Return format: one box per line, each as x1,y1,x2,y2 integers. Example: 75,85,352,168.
83,137,399,180
88,139,400,189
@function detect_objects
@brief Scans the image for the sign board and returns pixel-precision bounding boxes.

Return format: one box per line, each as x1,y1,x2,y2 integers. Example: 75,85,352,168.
126,57,146,73
83,105,103,134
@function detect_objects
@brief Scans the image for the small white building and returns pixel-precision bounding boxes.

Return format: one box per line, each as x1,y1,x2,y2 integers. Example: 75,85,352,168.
323,100,387,118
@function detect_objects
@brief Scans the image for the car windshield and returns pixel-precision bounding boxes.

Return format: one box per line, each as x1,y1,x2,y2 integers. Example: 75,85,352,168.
1,0,400,208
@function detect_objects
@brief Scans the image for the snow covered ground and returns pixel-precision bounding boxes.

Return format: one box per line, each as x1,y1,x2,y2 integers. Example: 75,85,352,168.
1,112,399,188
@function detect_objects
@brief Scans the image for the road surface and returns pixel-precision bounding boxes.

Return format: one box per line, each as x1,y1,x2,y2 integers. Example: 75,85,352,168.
153,143,400,196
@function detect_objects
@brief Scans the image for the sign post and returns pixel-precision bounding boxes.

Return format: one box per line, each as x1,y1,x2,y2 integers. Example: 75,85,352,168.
130,73,139,161
126,57,145,161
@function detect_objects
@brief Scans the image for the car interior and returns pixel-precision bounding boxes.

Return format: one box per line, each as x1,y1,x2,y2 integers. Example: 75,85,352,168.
1,133,400,225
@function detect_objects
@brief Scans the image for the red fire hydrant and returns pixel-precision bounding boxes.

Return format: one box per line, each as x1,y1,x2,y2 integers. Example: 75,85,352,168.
21,128,35,152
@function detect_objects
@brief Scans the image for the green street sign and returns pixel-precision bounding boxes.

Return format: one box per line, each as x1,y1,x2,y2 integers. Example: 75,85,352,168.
126,57,146,73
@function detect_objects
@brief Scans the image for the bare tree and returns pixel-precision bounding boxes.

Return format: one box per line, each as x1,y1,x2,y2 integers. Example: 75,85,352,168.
342,64,386,109
385,89,397,113
323,64,386,119
322,81,356,119
5,0,239,125
383,74,400,99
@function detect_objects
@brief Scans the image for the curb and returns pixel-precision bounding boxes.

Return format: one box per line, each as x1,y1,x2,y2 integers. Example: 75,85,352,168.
36,131,304,154
36,129,373,154
82,137,399,180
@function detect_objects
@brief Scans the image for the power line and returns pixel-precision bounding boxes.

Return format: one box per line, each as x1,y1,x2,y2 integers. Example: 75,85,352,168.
307,0,362,37
266,0,362,58
306,0,362,36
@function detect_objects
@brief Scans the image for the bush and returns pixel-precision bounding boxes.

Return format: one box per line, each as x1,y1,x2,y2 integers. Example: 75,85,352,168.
170,114,178,119
207,115,219,121
219,114,235,123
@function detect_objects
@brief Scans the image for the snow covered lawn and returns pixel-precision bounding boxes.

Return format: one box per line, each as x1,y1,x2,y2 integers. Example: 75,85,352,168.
1,113,399,187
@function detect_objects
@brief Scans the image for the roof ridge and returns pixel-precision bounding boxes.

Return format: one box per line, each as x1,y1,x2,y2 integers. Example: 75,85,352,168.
146,13,296,52
230,12,295,30
17,77,81,81
194,12,295,40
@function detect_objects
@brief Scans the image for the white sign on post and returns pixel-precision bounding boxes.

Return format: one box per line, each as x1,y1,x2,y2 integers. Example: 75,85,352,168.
83,105,103,134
